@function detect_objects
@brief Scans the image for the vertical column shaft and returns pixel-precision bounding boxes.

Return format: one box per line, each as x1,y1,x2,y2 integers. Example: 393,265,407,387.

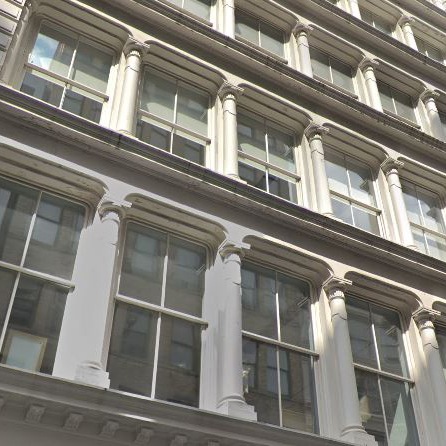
349,0,361,18
359,58,383,112
223,0,235,38
292,23,313,77
420,90,444,140
399,16,418,50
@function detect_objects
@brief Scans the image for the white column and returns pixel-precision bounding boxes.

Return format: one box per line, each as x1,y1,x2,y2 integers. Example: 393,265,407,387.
359,58,383,112
324,277,378,446
433,0,445,10
381,158,416,249
217,241,256,421
222,0,235,38
305,124,334,217
413,308,446,440
292,23,313,77
398,16,418,50
116,45,144,135
218,82,244,180
420,90,444,140
53,198,130,387
348,0,361,18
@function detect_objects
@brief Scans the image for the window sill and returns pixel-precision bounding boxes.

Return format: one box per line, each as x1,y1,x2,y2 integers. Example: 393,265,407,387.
382,109,421,129
313,74,358,99
235,35,289,65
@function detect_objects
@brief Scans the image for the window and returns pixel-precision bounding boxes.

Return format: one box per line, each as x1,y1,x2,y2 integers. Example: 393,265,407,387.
415,36,443,63
360,8,393,35
108,223,206,407
439,111,446,140
377,81,417,122
237,111,299,203
241,262,317,432
346,297,419,446
310,47,355,93
437,327,446,379
324,149,381,235
0,177,85,374
136,70,209,166
401,182,446,261
20,22,113,123
165,0,212,21
235,11,285,58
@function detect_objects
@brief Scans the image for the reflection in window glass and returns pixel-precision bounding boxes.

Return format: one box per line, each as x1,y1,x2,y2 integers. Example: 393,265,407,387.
377,81,416,122
166,0,212,21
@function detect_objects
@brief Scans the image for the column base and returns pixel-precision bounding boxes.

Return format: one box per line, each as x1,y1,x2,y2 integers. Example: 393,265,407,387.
217,399,257,421
341,428,378,446
75,361,110,388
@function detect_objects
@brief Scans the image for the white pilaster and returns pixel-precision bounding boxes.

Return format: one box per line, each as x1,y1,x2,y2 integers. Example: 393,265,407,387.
292,23,313,77
222,0,235,38
218,82,244,180
359,58,383,112
348,0,361,18
116,44,144,135
324,277,378,446
420,90,444,140
217,241,256,421
305,124,334,217
381,158,416,249
413,308,446,440
398,16,418,50
433,0,445,10
53,197,130,387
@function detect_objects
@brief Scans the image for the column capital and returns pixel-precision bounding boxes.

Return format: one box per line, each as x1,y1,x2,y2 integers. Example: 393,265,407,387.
123,39,150,57
218,82,244,101
358,57,379,72
292,22,313,37
98,196,132,221
323,276,352,300
420,89,440,103
381,157,404,175
304,123,329,140
219,240,250,260
398,14,414,26
413,307,441,330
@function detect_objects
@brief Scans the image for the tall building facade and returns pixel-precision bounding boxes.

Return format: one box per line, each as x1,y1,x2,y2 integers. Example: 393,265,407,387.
0,0,446,445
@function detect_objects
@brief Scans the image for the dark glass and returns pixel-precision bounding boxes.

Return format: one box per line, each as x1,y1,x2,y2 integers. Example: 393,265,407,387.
239,161,267,192
172,133,205,165
268,173,297,203
21,71,64,107
137,121,171,151
0,268,17,331
62,89,103,123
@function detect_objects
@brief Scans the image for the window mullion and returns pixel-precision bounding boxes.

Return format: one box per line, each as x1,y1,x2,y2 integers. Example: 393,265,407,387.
370,307,382,372
171,83,180,153
19,190,42,267
376,375,391,443
276,346,283,427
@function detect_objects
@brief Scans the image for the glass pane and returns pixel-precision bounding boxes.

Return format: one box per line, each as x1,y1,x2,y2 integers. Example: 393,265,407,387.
437,328,446,378
268,170,297,203
355,369,387,444
62,87,103,123
108,302,157,396
310,47,331,82
137,120,171,151
21,70,64,107
2,275,68,374
371,305,408,377
267,126,295,172
260,22,284,57
331,58,354,92
360,9,374,27
425,232,446,261
378,81,396,114
347,159,375,206
0,178,39,265
156,316,201,407
239,159,267,192
417,189,443,232
277,273,311,348
281,351,315,432
25,193,85,280
184,0,211,20
392,89,416,122
176,86,208,135
172,132,205,165
164,236,206,317
241,263,277,339
243,339,280,426
352,206,380,235
402,184,422,226
331,196,354,225
346,297,378,369
119,224,167,305
235,12,258,45
325,151,349,197
0,268,16,331
71,42,112,93
381,378,419,446
141,72,176,122
29,25,75,77
238,114,266,161
411,227,427,254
